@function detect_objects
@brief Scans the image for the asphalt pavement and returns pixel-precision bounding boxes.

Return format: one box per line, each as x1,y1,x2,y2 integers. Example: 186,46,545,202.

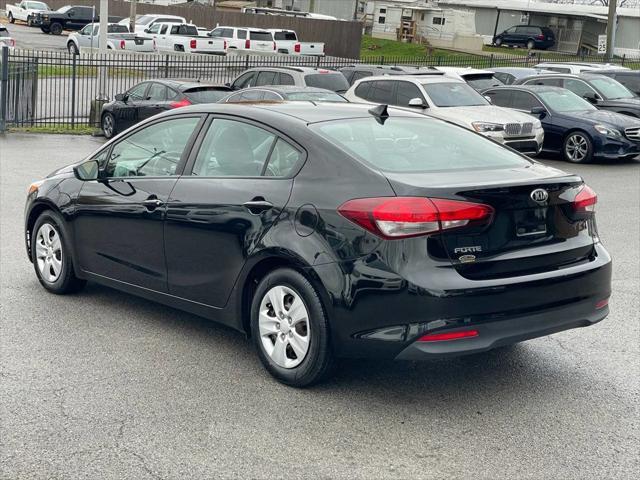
2,19,69,50
1,134,639,479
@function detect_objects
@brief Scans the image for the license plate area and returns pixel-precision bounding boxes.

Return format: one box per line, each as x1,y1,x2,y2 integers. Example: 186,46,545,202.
515,208,547,237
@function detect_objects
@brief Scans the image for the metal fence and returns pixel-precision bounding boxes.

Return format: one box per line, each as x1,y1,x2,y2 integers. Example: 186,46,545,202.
0,47,638,131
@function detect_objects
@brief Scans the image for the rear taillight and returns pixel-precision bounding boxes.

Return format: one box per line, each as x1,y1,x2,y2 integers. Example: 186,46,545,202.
337,197,494,239
273,41,276,50
418,330,479,342
573,185,597,213
294,43,301,53
170,98,192,109
119,40,125,50
224,40,227,50
536,34,545,40
245,39,250,49
190,39,197,49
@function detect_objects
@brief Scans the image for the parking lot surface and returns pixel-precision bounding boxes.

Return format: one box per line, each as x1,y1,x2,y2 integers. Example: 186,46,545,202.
1,134,639,479
1,20,69,50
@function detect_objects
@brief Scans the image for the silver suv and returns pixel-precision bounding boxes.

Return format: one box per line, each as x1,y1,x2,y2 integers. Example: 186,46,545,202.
228,66,350,93
344,75,544,155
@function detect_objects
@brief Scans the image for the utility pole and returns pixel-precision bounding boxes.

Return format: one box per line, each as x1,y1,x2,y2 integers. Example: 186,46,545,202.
98,0,108,97
129,0,137,34
605,0,616,60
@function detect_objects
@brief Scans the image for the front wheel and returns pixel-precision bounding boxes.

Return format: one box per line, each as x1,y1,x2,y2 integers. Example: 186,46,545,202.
27,16,34,27
49,22,63,35
8,12,14,23
31,211,86,294
494,37,502,47
101,112,116,138
564,132,593,163
251,268,334,387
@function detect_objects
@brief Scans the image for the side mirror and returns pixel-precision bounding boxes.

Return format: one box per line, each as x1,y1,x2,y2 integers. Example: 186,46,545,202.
484,95,493,104
73,160,99,181
114,93,125,102
530,106,547,117
582,92,599,104
408,97,427,109
144,28,150,33
224,82,231,87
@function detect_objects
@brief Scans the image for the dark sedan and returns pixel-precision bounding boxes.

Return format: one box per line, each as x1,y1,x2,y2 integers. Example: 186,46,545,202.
221,86,347,103
515,73,640,118
484,85,640,162
101,79,232,138
25,102,611,386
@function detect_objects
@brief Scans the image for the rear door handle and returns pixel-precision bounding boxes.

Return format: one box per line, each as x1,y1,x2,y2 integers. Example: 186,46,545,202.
243,199,273,214
142,198,164,210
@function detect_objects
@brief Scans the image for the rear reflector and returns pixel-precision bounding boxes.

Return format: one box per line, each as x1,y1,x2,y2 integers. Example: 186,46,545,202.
573,185,597,213
245,39,251,49
595,298,609,309
338,197,494,239
418,330,479,342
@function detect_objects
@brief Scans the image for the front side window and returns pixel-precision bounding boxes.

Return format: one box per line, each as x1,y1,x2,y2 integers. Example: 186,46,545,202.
511,91,542,111
127,83,148,101
563,79,597,98
192,119,276,177
422,82,487,107
80,24,93,35
209,28,223,38
588,76,635,99
105,117,200,178
366,80,394,103
537,90,596,113
160,24,168,34
312,117,531,173
147,23,161,34
146,83,167,101
395,81,424,106
484,89,513,107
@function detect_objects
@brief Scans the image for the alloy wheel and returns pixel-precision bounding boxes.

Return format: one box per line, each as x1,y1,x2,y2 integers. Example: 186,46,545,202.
258,285,310,369
102,114,114,138
565,134,589,162
35,223,63,283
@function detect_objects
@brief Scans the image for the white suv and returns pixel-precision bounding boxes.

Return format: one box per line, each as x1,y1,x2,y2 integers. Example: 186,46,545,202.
344,75,544,155
208,26,275,53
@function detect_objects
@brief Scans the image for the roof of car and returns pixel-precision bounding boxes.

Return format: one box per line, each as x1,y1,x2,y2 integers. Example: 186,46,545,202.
245,66,340,74
236,86,340,94
490,67,556,75
356,74,465,84
485,84,566,94
147,79,229,90
170,101,426,124
435,67,495,75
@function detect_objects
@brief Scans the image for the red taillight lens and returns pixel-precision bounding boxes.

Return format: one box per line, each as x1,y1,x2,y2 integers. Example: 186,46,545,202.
338,197,494,239
190,39,197,49
273,41,276,50
294,43,301,53
245,39,251,49
573,185,597,213
418,330,479,342
170,98,192,109
595,298,609,309
224,40,227,50
120,40,125,49
536,34,545,40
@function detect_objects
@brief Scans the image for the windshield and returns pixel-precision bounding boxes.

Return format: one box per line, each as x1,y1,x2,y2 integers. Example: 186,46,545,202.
311,117,530,173
304,73,350,92
26,2,48,9
286,91,347,102
250,31,273,41
538,90,596,112
589,76,635,99
464,74,503,91
184,87,230,103
422,82,488,107
137,15,156,25
56,5,71,13
274,31,297,40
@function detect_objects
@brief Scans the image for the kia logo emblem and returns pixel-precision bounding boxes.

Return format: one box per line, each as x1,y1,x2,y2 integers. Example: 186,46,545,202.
530,188,549,204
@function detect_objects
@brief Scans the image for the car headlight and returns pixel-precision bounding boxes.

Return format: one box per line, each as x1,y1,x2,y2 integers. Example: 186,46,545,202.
533,119,542,129
472,122,504,133
594,124,621,138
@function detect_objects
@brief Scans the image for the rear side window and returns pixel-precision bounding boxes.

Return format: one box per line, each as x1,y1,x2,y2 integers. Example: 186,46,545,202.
395,81,424,106
159,25,168,34
352,71,372,83
265,139,302,177
525,77,563,87
236,29,247,39
232,72,255,89
354,81,372,99
277,73,295,85
484,89,513,107
312,117,530,173
365,80,394,103
304,73,350,92
493,72,514,85
146,83,167,101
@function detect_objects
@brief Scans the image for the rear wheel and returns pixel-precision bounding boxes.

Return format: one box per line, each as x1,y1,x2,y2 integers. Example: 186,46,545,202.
32,211,86,294
251,268,334,387
564,132,593,163
101,112,116,139
49,22,63,35
526,39,535,50
8,12,14,23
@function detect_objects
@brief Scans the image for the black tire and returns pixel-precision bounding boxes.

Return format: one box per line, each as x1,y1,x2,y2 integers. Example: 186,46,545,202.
101,112,116,139
527,39,535,50
251,268,334,387
563,131,593,163
31,210,86,295
67,42,79,55
49,22,63,35
8,12,14,23
494,37,502,47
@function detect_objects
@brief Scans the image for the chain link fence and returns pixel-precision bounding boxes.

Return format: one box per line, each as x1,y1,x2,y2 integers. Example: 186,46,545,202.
0,47,638,131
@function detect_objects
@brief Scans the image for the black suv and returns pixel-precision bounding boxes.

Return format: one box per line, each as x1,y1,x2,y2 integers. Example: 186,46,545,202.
493,25,555,50
37,5,118,35
515,73,640,118
340,64,441,86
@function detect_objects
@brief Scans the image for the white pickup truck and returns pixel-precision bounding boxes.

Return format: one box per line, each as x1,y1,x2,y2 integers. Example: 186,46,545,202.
145,22,227,55
269,29,325,56
67,23,155,54
207,26,275,54
6,1,50,27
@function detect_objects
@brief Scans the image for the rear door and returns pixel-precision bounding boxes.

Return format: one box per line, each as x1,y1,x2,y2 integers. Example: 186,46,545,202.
164,116,303,307
138,82,169,120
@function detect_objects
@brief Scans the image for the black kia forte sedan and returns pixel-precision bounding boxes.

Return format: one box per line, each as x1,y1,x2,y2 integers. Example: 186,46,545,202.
25,102,612,386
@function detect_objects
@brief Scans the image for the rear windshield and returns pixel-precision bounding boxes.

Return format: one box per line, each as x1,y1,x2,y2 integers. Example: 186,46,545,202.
537,90,596,113
286,91,347,102
274,31,297,41
464,74,503,90
311,117,530,173
304,73,350,92
422,82,488,107
249,31,273,41
171,25,198,36
107,25,129,34
184,87,230,103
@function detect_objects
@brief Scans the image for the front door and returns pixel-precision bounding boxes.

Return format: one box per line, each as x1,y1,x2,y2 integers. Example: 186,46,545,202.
165,116,303,307
114,82,149,131
74,115,203,292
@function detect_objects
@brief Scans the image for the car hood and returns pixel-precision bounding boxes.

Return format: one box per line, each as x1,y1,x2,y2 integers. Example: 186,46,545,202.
601,97,640,109
432,105,536,126
576,109,640,128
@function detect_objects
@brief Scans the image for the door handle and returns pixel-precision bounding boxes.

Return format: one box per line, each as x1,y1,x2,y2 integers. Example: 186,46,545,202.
142,197,164,210
243,198,273,214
